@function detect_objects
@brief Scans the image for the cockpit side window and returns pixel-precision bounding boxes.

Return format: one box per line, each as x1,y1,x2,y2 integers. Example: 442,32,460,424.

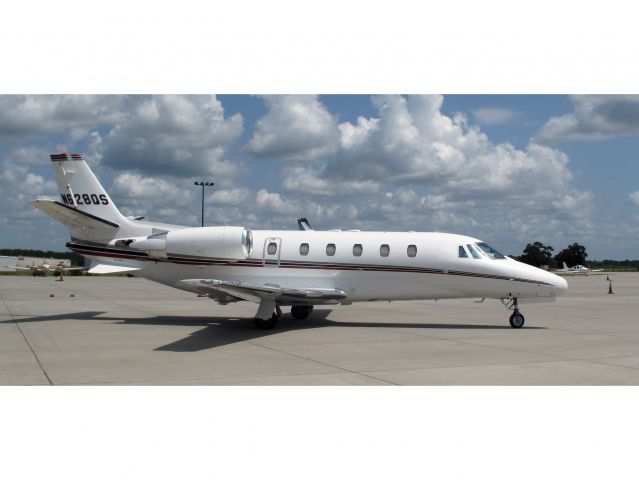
476,242,506,259
458,245,468,258
467,243,482,259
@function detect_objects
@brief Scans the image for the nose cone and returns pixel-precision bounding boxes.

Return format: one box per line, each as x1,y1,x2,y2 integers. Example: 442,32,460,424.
548,272,568,295
519,262,568,296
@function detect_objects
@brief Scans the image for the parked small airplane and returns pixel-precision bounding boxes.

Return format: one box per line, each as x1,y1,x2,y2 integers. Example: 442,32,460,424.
31,152,568,329
2,259,84,276
555,262,604,276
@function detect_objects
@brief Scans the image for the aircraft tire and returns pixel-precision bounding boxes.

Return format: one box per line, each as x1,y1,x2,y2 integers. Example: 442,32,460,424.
291,305,313,320
509,311,525,328
255,312,280,330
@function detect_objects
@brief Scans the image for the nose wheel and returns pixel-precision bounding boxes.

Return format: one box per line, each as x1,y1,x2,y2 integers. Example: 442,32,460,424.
509,310,525,328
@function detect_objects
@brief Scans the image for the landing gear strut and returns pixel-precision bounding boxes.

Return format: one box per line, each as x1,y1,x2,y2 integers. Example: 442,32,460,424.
508,298,525,328
291,305,313,320
254,299,282,330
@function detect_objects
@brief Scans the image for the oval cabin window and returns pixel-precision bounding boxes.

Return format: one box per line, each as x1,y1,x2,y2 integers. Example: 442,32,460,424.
326,243,336,256
380,244,390,257
299,243,309,256
267,242,278,255
353,244,363,256
407,245,417,257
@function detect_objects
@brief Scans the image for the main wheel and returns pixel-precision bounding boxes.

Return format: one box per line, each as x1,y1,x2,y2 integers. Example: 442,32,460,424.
509,311,525,328
255,312,280,330
291,305,314,320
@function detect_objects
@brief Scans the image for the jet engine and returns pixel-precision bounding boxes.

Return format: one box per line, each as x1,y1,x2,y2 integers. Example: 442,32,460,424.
127,226,253,261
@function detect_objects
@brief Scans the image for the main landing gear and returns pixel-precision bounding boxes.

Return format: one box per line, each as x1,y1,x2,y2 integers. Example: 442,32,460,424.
254,301,315,329
291,305,313,320
507,298,525,328
254,300,282,330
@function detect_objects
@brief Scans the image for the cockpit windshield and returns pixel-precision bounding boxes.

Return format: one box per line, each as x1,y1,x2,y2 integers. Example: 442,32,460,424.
476,242,506,259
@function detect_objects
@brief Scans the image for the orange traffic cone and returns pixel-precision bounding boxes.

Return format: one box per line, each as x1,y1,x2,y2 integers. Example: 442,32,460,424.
608,280,614,294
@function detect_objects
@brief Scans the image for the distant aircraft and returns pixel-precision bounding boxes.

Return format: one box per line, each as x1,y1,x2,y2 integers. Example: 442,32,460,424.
2,259,84,276
31,152,568,329
555,262,604,276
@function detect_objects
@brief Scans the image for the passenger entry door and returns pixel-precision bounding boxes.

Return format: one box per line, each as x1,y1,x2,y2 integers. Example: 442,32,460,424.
262,237,282,268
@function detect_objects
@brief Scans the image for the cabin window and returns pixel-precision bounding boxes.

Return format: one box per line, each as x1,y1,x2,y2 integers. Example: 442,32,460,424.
458,245,468,258
467,243,481,259
326,243,336,256
476,242,506,259
407,245,417,257
267,242,278,255
353,244,363,256
299,243,309,256
380,244,390,257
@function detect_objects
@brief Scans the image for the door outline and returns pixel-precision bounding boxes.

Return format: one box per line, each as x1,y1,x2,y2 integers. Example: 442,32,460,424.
262,237,282,267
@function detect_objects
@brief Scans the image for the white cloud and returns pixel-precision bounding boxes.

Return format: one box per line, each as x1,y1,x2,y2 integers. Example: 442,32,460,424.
109,172,197,224
0,95,124,142
102,95,244,177
536,95,639,142
629,191,639,206
472,107,518,125
244,95,338,161
206,187,251,206
271,94,596,252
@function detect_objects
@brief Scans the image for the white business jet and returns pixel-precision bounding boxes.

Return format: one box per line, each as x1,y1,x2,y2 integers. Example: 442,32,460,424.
555,262,604,276
32,153,567,329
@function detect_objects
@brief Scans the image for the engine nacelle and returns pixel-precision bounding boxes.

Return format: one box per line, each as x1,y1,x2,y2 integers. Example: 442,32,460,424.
130,226,253,261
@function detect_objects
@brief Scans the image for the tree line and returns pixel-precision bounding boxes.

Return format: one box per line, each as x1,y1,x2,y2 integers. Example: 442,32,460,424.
514,242,639,271
515,242,587,269
0,249,85,267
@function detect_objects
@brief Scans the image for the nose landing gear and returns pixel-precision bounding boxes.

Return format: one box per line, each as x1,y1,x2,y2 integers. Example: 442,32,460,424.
502,297,525,328
509,310,525,328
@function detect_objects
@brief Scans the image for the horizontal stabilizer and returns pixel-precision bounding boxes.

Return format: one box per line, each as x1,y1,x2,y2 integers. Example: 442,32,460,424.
32,199,119,230
87,263,141,274
182,278,347,304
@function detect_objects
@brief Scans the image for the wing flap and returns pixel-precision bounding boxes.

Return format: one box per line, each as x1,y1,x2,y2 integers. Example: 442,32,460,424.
182,279,347,304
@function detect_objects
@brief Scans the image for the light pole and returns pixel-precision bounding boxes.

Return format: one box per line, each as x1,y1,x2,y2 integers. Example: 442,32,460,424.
194,181,214,227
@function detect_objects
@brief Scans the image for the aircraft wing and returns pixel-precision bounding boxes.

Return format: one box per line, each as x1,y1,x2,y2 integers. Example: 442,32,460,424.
1,266,31,270
182,279,347,304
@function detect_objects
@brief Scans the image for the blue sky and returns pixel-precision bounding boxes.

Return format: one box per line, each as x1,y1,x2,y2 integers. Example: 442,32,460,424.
0,94,638,260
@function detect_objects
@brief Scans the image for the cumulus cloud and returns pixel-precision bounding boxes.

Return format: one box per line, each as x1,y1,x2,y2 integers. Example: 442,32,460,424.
244,95,338,161
102,95,243,177
472,107,518,125
629,191,639,206
0,95,124,142
109,172,197,224
206,187,251,206
266,94,597,250
536,95,639,142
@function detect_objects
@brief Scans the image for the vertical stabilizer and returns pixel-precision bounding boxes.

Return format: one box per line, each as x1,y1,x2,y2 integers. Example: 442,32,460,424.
50,153,126,226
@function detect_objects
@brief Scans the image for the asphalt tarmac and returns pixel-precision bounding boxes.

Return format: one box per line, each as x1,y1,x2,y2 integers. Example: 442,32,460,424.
1,273,638,385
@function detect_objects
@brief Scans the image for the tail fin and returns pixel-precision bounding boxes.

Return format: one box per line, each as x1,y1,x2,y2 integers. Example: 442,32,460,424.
50,153,126,225
563,262,568,269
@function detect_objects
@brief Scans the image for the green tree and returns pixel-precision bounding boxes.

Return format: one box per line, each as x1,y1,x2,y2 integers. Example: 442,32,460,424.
519,242,555,267
554,243,588,267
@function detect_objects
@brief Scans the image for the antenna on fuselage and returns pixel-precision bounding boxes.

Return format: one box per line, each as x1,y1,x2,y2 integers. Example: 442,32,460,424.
297,218,312,231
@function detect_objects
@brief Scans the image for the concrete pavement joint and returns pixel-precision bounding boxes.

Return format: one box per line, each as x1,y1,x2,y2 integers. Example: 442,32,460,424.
0,292,53,386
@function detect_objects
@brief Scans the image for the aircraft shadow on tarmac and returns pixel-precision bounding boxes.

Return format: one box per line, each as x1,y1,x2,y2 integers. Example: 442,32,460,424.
2,310,545,352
